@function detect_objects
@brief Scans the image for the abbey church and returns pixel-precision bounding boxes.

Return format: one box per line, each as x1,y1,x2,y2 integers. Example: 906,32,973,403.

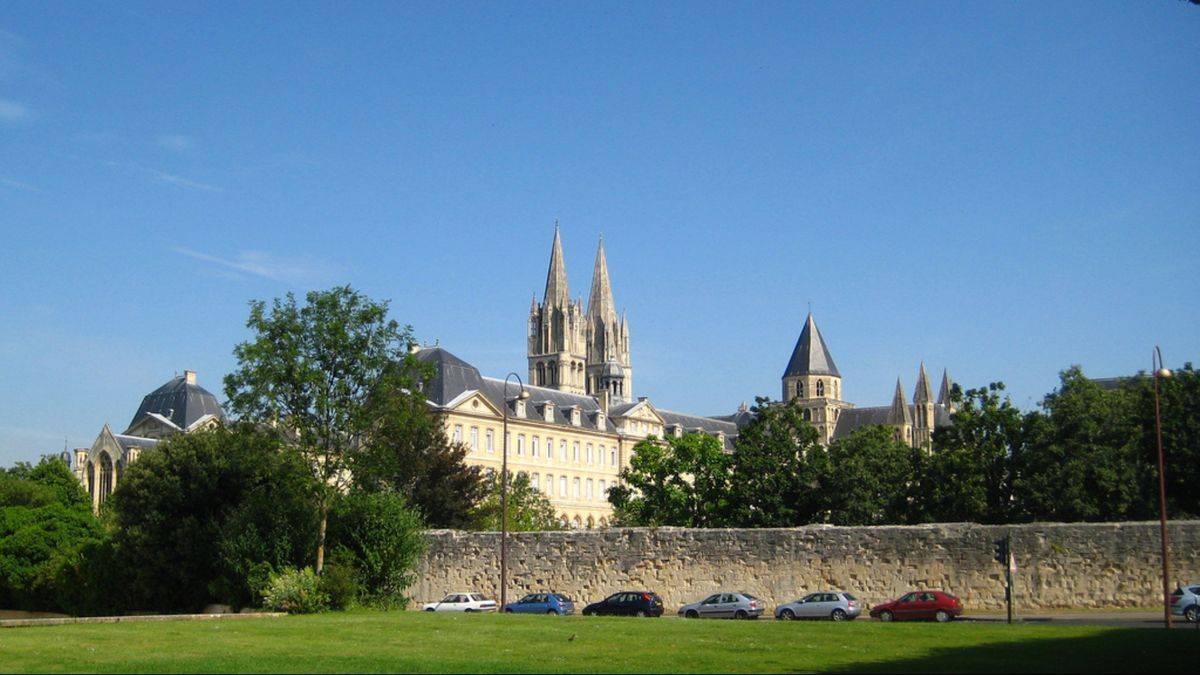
70,226,957,526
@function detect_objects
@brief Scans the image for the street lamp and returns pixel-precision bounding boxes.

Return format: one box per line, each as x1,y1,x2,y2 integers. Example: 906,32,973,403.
500,372,529,611
1153,346,1172,629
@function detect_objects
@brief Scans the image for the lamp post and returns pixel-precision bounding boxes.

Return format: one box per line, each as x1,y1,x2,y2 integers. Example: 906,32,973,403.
1153,346,1173,629
500,372,528,612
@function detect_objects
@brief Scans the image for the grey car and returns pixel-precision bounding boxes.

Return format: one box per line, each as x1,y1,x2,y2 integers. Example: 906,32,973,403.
1171,583,1200,622
678,592,765,619
775,591,861,621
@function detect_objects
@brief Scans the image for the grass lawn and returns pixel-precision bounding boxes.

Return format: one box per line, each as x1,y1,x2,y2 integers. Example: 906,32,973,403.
1,610,1197,673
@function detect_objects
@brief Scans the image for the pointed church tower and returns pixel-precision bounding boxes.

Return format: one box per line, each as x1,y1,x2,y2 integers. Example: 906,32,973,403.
782,313,849,444
937,368,957,414
585,235,632,402
527,224,587,394
887,378,914,446
912,363,935,448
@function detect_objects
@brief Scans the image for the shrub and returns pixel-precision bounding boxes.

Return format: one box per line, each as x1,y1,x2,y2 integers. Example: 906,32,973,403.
318,552,359,610
262,567,327,614
328,491,424,609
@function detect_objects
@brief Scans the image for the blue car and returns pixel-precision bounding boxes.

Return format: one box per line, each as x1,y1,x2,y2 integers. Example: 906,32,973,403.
504,593,576,615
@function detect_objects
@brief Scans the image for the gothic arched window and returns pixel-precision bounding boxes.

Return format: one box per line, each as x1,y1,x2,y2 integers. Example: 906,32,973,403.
803,409,812,421
796,381,804,398
817,380,825,397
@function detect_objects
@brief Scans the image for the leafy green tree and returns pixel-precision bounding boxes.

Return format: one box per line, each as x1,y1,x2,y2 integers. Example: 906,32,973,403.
352,371,486,529
822,425,921,525
1133,363,1200,519
0,458,104,612
473,472,564,531
608,432,730,527
108,425,320,612
328,491,426,608
726,399,828,527
924,383,1025,523
224,286,415,571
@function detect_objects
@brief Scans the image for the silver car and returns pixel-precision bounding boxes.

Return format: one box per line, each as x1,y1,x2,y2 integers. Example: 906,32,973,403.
678,592,764,619
1171,583,1200,623
775,591,861,621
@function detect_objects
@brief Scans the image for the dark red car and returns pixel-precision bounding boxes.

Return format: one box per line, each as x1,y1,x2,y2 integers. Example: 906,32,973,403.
869,590,962,622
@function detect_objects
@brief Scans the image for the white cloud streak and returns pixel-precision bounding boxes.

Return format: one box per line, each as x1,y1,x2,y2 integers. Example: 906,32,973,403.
0,98,29,122
103,160,223,192
0,176,45,193
172,247,332,283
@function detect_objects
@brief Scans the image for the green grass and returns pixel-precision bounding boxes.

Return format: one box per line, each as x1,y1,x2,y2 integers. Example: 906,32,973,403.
1,610,1197,673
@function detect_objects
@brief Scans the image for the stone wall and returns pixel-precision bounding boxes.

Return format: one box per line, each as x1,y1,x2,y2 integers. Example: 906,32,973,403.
414,521,1200,612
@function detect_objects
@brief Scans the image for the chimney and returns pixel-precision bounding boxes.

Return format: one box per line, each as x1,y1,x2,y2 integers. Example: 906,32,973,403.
184,370,197,385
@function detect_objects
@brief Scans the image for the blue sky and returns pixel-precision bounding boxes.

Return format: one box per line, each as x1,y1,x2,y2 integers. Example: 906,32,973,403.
1,1,1197,465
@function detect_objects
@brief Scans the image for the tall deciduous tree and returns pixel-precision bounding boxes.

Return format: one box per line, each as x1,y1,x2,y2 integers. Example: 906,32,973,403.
924,383,1025,523
1141,363,1200,518
224,286,414,571
822,425,921,526
608,432,730,527
352,369,486,529
726,398,828,527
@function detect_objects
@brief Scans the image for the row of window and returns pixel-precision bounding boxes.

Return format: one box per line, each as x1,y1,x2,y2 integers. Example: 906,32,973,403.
794,379,838,399
521,471,611,503
454,425,619,467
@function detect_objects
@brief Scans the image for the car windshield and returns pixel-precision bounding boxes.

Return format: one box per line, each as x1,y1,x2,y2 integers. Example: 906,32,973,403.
553,595,572,603
843,593,858,601
440,594,458,602
519,595,537,603
743,594,759,600
1190,587,1200,595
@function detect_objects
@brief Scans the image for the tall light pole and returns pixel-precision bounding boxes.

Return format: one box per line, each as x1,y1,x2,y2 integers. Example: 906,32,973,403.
500,372,528,611
1153,346,1173,629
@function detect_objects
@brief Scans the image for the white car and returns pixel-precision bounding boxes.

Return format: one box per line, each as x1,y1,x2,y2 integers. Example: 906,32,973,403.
422,592,498,612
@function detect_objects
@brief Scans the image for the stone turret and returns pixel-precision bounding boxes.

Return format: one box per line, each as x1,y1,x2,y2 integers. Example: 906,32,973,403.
938,368,957,414
912,362,935,448
782,313,849,443
887,378,913,445
585,235,632,402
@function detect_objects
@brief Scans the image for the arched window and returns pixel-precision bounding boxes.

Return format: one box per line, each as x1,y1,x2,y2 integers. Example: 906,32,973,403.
803,409,812,421
817,380,825,397
559,476,567,496
611,449,617,466
98,452,114,505
833,381,839,399
86,460,96,501
796,381,804,398
586,515,595,529
537,362,545,386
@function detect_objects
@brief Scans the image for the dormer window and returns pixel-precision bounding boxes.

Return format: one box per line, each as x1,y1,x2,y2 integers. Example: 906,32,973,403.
596,410,606,431
542,401,555,423
515,399,527,418
570,407,581,427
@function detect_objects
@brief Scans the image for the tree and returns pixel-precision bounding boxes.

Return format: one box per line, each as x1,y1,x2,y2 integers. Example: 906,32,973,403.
108,425,320,611
924,383,1025,523
351,371,486,529
726,398,828,527
327,491,426,607
1143,363,1200,519
608,432,730,527
224,286,415,571
822,426,921,526
472,472,563,532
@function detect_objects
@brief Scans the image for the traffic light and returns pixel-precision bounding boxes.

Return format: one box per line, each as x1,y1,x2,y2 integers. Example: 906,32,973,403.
993,538,1009,564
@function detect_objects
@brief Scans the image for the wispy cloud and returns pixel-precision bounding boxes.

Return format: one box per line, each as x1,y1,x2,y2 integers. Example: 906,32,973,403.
0,98,29,122
0,176,45,193
104,160,222,192
157,133,193,152
172,246,333,283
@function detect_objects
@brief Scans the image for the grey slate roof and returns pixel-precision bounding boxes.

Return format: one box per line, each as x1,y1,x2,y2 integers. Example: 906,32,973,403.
783,314,840,378
831,404,954,441
126,375,226,433
415,347,485,405
657,409,739,449
113,434,161,450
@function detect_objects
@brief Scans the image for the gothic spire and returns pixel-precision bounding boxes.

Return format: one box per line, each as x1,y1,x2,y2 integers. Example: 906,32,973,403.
914,362,934,404
887,378,912,425
543,223,570,306
587,234,616,321
937,368,954,406
782,313,840,378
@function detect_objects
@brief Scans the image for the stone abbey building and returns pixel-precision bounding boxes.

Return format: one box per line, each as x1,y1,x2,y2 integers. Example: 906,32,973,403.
421,227,957,526
70,227,956,525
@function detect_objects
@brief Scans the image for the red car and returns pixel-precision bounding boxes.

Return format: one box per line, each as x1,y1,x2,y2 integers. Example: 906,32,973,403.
869,590,962,622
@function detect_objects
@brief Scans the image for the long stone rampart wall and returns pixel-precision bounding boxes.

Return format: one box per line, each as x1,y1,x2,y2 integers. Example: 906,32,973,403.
414,521,1200,611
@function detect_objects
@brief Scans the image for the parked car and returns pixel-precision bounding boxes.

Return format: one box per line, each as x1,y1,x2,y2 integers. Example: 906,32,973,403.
774,591,861,621
678,592,764,619
869,590,962,622
1171,583,1200,623
581,591,664,617
504,593,576,615
422,592,498,612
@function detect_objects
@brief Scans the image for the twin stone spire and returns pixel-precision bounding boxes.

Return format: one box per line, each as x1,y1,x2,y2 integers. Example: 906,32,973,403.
528,225,632,403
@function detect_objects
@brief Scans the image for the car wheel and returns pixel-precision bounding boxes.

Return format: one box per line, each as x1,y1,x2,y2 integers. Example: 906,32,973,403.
780,609,795,621
582,610,593,616
935,610,951,623
425,608,435,612
879,610,894,622
1186,606,1199,623
734,610,748,620
831,609,846,622
464,609,475,613
504,608,513,613
636,610,647,617
685,610,699,619
547,609,558,615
